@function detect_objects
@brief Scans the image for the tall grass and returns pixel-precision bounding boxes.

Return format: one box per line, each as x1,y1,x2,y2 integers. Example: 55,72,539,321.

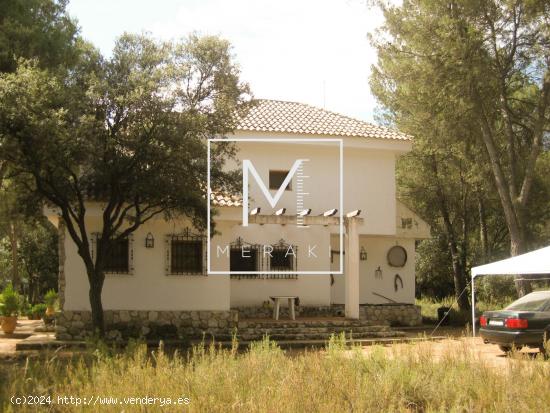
1,335,548,412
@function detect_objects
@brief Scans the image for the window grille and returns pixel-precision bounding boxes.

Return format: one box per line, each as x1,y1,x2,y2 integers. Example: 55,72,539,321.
229,237,261,279
91,233,134,275
231,238,298,279
165,228,206,275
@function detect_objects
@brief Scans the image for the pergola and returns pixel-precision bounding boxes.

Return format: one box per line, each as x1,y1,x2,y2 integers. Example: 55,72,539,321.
248,210,364,319
471,245,550,336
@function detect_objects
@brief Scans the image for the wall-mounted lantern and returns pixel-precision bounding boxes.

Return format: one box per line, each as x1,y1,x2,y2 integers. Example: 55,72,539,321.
360,246,367,261
375,266,383,279
145,232,155,248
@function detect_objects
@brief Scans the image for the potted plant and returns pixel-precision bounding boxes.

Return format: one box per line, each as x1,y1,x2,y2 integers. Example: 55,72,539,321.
44,289,58,317
30,303,47,320
0,284,20,334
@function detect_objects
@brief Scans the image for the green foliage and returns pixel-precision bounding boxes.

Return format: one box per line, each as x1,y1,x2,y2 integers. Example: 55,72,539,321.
43,289,58,307
415,238,454,299
371,0,550,302
0,0,79,73
0,33,250,237
29,303,47,319
0,283,20,316
18,218,59,301
475,276,517,304
18,294,31,317
0,0,74,295
0,216,58,301
0,30,250,333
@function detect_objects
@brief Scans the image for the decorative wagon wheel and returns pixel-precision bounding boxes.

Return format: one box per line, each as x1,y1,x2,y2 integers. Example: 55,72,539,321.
387,245,407,267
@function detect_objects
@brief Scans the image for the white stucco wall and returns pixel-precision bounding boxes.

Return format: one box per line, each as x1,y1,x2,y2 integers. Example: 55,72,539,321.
55,130,422,311
330,236,416,305
63,214,230,311
221,132,407,236
211,219,332,306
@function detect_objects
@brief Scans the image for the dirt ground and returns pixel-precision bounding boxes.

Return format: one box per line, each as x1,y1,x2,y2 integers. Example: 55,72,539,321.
0,319,50,357
360,335,544,368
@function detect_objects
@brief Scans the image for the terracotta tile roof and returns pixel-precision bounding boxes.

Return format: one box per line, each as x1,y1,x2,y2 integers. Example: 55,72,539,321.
210,192,242,207
236,99,411,141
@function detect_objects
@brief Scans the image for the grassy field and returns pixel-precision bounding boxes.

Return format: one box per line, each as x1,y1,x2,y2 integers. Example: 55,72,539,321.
1,336,548,412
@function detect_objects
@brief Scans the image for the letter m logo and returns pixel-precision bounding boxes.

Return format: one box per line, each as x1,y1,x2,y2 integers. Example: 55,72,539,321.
242,159,306,226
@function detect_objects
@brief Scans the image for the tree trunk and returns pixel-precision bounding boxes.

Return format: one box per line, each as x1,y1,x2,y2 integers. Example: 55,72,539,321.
88,272,105,336
61,210,108,337
510,231,532,297
9,222,19,290
430,156,471,312
478,197,489,262
473,95,534,298
450,253,470,312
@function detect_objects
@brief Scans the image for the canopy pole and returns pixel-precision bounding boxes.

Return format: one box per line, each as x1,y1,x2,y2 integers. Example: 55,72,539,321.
471,272,476,337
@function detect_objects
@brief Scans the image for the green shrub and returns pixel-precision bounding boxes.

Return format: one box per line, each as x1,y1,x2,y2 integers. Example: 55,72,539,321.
19,296,31,317
476,276,516,304
30,303,47,319
0,284,20,317
44,289,58,308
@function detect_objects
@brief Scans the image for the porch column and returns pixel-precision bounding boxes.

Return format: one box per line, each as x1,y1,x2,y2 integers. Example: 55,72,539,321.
344,217,360,319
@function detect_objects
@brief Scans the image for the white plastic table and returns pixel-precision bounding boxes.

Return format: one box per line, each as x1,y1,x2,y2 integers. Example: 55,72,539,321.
270,296,297,320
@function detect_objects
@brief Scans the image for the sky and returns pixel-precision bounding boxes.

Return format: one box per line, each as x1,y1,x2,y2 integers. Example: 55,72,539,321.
67,0,386,122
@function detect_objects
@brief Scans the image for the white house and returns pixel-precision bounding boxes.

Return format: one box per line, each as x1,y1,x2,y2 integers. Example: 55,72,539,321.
48,100,429,340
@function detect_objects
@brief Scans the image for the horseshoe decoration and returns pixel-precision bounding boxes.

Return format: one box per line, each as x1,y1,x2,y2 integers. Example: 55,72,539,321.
394,274,403,292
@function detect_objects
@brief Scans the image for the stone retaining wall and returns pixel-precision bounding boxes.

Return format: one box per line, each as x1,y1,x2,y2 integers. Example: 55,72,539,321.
56,304,421,340
56,310,238,341
360,304,422,327
234,304,421,326
233,305,344,319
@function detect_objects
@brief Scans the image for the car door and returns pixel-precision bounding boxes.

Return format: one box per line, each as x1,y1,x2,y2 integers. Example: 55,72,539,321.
524,298,550,334
540,299,550,332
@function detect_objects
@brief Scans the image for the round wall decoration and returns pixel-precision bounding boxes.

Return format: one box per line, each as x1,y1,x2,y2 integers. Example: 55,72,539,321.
387,245,407,267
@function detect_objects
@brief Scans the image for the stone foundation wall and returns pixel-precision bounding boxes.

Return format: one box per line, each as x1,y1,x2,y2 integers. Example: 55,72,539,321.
360,304,422,327
234,304,421,326
56,304,421,340
56,310,238,341
234,305,345,319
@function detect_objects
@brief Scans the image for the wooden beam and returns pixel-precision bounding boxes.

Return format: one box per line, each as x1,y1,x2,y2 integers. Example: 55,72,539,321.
247,214,363,226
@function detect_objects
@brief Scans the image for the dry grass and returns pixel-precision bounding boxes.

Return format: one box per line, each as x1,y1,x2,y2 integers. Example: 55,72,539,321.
1,335,549,412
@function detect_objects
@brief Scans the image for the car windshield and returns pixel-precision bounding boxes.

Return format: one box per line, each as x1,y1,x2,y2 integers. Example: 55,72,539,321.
505,292,550,311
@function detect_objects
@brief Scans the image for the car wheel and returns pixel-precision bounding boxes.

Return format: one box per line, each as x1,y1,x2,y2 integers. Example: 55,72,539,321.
540,330,549,356
498,345,512,353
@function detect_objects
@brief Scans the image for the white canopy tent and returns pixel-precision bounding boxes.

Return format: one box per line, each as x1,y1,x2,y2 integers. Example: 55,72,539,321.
471,246,550,336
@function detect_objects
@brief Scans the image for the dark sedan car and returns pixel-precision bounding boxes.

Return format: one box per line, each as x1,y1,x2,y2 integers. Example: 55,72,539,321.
479,290,550,353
